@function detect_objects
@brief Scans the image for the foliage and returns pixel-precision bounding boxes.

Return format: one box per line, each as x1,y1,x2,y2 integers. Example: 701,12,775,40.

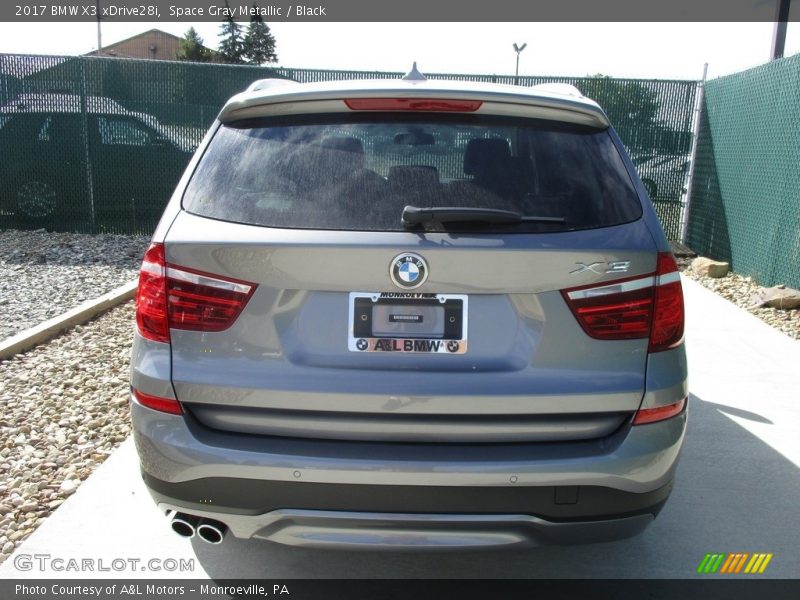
579,74,659,125
243,4,278,64
217,1,246,64
177,27,213,63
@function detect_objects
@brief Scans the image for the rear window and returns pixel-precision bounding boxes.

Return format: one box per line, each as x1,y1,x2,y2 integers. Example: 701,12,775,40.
183,114,642,232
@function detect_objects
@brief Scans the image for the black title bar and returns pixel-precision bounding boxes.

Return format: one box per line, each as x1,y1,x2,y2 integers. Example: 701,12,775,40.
2,0,800,22
4,579,800,600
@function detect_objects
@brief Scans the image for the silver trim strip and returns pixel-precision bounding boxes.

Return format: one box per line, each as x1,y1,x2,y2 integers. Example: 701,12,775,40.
566,276,655,300
165,267,251,294
566,270,681,301
657,271,682,286
140,261,163,277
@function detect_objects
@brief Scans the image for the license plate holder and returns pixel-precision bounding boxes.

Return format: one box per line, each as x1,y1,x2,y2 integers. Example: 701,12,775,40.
348,292,468,354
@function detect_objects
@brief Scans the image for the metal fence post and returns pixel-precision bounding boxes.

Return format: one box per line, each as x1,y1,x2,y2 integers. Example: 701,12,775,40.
79,57,96,230
680,62,708,244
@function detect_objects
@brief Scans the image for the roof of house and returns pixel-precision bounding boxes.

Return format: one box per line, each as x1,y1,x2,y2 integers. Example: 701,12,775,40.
85,28,196,60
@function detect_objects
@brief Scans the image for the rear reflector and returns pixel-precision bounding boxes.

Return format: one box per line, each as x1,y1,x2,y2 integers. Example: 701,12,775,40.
132,388,183,415
135,243,256,343
344,98,483,112
561,252,684,352
633,398,686,425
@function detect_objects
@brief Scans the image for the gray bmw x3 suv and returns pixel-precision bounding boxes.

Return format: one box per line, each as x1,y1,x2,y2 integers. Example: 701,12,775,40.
130,69,688,549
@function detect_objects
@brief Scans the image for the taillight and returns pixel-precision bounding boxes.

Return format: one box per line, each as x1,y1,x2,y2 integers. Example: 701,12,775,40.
132,387,183,415
649,253,684,352
562,252,684,352
136,243,169,343
344,98,483,112
135,242,256,343
166,264,255,332
633,398,686,425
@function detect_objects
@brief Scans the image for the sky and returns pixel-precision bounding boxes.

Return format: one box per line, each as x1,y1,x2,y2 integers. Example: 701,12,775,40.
0,21,798,81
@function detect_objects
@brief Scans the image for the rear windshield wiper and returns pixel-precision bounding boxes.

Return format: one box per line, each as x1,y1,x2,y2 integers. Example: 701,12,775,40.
402,205,566,228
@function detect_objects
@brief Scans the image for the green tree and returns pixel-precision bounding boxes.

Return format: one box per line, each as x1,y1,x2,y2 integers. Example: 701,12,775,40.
579,74,663,156
218,1,246,64
243,5,278,65
579,74,659,125
177,27,212,62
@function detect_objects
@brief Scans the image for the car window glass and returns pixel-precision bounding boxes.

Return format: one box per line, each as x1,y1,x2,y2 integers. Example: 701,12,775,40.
183,114,641,233
97,117,151,146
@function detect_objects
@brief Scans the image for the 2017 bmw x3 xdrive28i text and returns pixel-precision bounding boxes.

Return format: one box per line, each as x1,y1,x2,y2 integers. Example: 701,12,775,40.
130,67,688,549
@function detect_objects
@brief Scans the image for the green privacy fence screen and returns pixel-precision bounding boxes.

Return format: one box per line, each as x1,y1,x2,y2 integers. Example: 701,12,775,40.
686,53,800,288
0,54,697,236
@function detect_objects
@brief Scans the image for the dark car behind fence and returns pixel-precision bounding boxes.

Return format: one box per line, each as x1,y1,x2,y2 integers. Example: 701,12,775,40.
0,54,697,238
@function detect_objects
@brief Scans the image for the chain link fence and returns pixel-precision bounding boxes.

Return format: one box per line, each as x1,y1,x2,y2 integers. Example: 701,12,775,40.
0,54,697,236
686,53,800,288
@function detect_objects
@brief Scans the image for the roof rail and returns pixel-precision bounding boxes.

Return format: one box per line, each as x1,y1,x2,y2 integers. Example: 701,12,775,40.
530,83,584,98
246,78,298,93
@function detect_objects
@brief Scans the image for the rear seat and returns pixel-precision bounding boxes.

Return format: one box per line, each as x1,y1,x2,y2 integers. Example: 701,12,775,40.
462,138,526,202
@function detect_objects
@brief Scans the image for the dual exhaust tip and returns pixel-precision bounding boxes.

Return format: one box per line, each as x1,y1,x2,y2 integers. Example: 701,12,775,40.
170,512,227,544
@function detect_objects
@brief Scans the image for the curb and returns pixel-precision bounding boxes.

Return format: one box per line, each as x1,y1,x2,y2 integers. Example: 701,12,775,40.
0,280,138,361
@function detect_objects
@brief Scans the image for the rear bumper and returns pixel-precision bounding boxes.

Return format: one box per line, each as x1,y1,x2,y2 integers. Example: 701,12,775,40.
132,398,686,547
146,474,669,548
151,505,658,549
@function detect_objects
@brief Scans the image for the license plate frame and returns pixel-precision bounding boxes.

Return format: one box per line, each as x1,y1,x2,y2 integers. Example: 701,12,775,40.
348,292,468,354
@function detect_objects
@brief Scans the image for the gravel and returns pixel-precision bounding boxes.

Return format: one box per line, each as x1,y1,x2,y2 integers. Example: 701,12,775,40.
0,230,149,340
0,301,135,565
679,258,800,341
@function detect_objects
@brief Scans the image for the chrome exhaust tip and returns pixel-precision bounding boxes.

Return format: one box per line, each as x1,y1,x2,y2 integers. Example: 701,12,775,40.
196,519,227,544
170,513,199,538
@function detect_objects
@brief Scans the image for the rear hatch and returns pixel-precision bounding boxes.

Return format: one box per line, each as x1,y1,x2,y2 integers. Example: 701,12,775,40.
161,99,663,443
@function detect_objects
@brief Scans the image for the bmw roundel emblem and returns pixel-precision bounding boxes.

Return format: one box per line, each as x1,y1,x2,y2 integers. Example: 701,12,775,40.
390,252,428,290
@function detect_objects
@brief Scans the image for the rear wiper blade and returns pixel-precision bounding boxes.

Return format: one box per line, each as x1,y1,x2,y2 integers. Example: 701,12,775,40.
402,205,566,227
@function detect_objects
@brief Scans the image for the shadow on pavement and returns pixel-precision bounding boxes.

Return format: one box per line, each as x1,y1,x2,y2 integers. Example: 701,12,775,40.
190,394,798,579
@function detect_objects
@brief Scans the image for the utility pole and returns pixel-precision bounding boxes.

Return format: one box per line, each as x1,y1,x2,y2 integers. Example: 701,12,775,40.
96,0,102,53
771,0,791,60
513,42,527,85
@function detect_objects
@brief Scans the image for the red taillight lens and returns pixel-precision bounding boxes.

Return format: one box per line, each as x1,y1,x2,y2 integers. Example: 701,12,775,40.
562,252,684,352
165,265,255,332
134,242,256,342
562,284,655,340
633,398,686,425
562,275,656,341
132,387,183,415
136,243,169,343
649,253,684,352
344,98,483,112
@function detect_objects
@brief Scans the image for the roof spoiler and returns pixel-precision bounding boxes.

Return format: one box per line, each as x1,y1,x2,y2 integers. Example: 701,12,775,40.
246,78,299,93
530,83,584,98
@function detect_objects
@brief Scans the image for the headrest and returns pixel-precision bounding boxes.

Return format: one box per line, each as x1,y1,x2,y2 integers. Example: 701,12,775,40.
463,138,512,175
320,136,364,155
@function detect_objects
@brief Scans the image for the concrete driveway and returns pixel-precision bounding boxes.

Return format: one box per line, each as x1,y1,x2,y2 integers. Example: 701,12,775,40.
2,276,798,579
